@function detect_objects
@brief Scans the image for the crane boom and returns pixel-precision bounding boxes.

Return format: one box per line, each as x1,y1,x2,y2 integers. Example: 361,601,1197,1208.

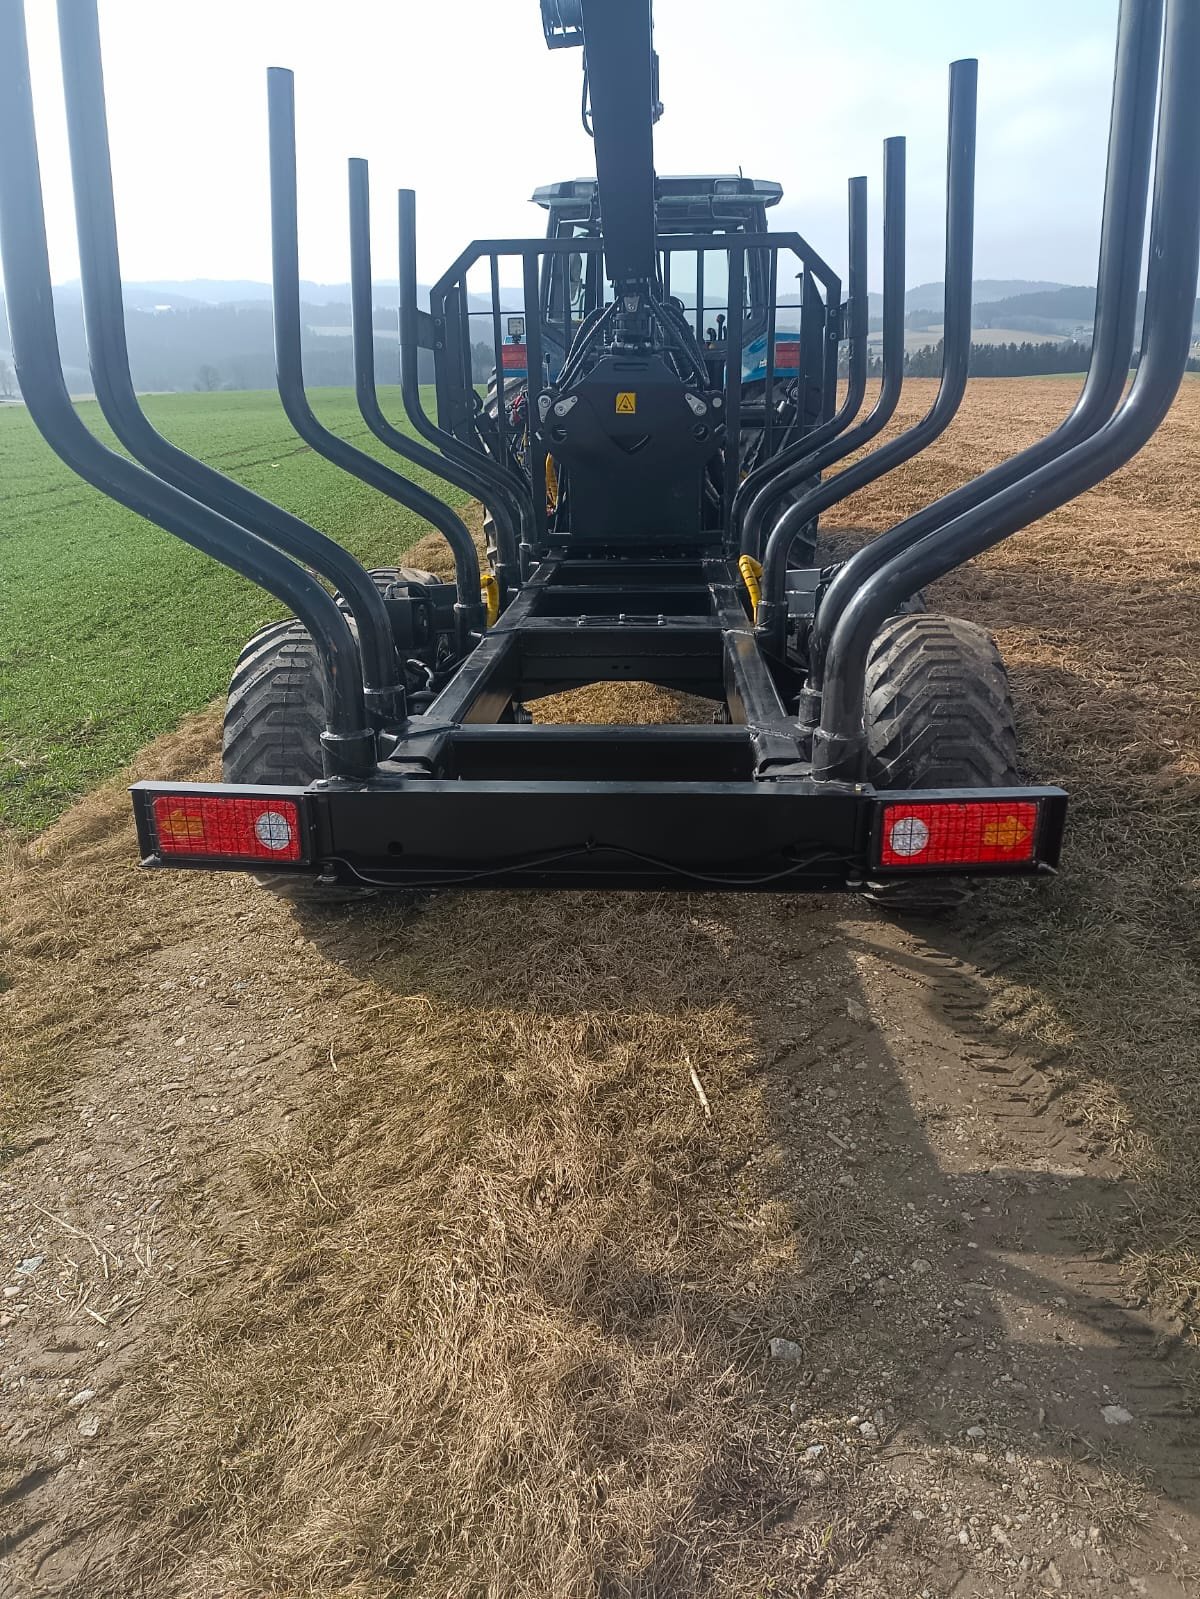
542,0,661,296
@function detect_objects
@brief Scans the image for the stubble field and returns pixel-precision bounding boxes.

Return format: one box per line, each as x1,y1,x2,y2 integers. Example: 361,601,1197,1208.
2,377,1199,1596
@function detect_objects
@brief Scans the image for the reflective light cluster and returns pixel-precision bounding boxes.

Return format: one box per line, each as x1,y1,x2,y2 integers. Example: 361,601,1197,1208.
878,800,1039,869
151,795,303,862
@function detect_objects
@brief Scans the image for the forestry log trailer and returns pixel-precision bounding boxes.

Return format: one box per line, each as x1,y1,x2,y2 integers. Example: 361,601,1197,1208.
0,0,1195,904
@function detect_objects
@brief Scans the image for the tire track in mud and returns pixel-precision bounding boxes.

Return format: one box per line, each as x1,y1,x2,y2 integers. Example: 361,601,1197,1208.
5,864,1200,1595
888,925,1200,1508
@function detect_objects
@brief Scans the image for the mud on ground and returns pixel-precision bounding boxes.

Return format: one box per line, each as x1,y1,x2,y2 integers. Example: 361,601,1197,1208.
2,379,1198,1596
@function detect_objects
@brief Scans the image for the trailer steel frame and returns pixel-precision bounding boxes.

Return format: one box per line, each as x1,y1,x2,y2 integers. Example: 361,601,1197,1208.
1,0,1194,898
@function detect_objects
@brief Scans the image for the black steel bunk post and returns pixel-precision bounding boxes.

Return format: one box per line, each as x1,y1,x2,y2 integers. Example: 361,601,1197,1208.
758,57,980,633
522,252,551,549
396,189,535,570
0,0,375,777
344,157,490,613
762,248,779,462
728,249,862,541
812,0,1199,783
722,241,747,530
740,143,907,564
737,173,867,553
57,0,405,726
266,69,483,654
807,0,1163,676
488,256,510,473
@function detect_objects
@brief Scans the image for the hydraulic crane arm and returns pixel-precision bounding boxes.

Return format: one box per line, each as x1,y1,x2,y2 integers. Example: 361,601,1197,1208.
541,0,661,296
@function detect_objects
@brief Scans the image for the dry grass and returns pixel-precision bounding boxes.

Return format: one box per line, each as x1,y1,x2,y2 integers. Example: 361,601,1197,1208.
831,378,1200,1323
128,899,833,1596
0,709,223,1141
3,380,1199,1596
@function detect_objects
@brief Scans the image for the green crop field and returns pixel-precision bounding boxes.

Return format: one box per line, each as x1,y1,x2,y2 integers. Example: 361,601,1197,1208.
0,386,472,833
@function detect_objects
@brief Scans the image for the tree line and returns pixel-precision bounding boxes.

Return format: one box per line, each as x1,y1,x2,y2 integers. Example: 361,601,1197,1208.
908,338,1094,377
872,338,1200,378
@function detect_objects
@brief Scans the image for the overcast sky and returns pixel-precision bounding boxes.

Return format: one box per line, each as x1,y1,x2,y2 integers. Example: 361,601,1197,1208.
23,0,1123,293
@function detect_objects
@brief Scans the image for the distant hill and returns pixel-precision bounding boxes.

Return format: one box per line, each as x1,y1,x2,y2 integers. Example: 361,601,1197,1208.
907,278,1068,312
871,280,1200,339
134,279,381,308
4,276,1198,398
866,279,1072,317
975,285,1097,323
0,280,517,397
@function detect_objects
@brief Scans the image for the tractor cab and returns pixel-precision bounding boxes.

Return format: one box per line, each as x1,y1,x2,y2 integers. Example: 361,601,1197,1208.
533,174,788,381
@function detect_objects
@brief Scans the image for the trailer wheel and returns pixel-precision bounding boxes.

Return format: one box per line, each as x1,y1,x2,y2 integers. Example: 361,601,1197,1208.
222,621,374,906
861,612,1020,914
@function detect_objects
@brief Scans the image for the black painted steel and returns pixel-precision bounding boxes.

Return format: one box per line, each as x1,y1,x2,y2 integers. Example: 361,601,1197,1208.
347,160,519,592
578,0,658,292
488,255,510,469
721,241,747,531
344,157,490,610
813,0,1199,782
4,0,1185,899
522,251,551,551
739,150,908,562
431,231,838,302
728,189,869,543
808,0,1163,675
396,189,535,568
56,0,404,725
762,249,780,460
0,0,375,776
130,777,1068,893
757,59,979,624
266,69,483,653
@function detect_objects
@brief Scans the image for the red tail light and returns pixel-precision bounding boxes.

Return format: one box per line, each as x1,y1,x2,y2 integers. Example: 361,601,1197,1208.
877,799,1040,869
151,795,305,863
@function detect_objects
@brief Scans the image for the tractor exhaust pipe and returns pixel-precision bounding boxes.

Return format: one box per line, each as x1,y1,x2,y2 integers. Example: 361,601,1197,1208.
346,158,519,602
807,0,1163,684
741,136,907,564
265,68,484,652
756,57,979,630
812,0,1198,784
55,0,406,728
0,0,376,781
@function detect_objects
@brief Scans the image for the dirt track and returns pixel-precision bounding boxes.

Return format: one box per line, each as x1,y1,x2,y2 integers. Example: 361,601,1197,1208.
3,379,1199,1596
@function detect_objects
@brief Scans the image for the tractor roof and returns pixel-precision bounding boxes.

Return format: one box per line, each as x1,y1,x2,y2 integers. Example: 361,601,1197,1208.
533,174,783,231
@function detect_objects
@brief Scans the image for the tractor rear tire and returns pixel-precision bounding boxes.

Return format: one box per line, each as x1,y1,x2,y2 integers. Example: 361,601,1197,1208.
860,612,1020,915
222,621,373,906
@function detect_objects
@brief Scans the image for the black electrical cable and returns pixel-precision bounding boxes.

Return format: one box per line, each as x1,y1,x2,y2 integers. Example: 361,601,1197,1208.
581,61,593,136
326,841,854,892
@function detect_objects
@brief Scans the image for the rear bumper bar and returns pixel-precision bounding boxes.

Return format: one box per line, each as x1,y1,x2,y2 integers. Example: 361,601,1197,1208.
131,779,1068,894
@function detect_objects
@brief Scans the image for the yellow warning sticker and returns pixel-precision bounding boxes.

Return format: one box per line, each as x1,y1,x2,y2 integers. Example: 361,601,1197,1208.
615,391,637,414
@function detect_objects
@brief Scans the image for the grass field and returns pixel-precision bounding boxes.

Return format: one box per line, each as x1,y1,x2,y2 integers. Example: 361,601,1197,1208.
0,386,470,832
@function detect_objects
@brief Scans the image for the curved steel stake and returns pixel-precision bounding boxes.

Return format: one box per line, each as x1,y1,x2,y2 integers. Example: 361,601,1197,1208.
0,0,374,778
808,0,1163,680
758,57,979,630
266,68,483,651
57,0,404,725
813,0,1197,782
741,137,907,563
